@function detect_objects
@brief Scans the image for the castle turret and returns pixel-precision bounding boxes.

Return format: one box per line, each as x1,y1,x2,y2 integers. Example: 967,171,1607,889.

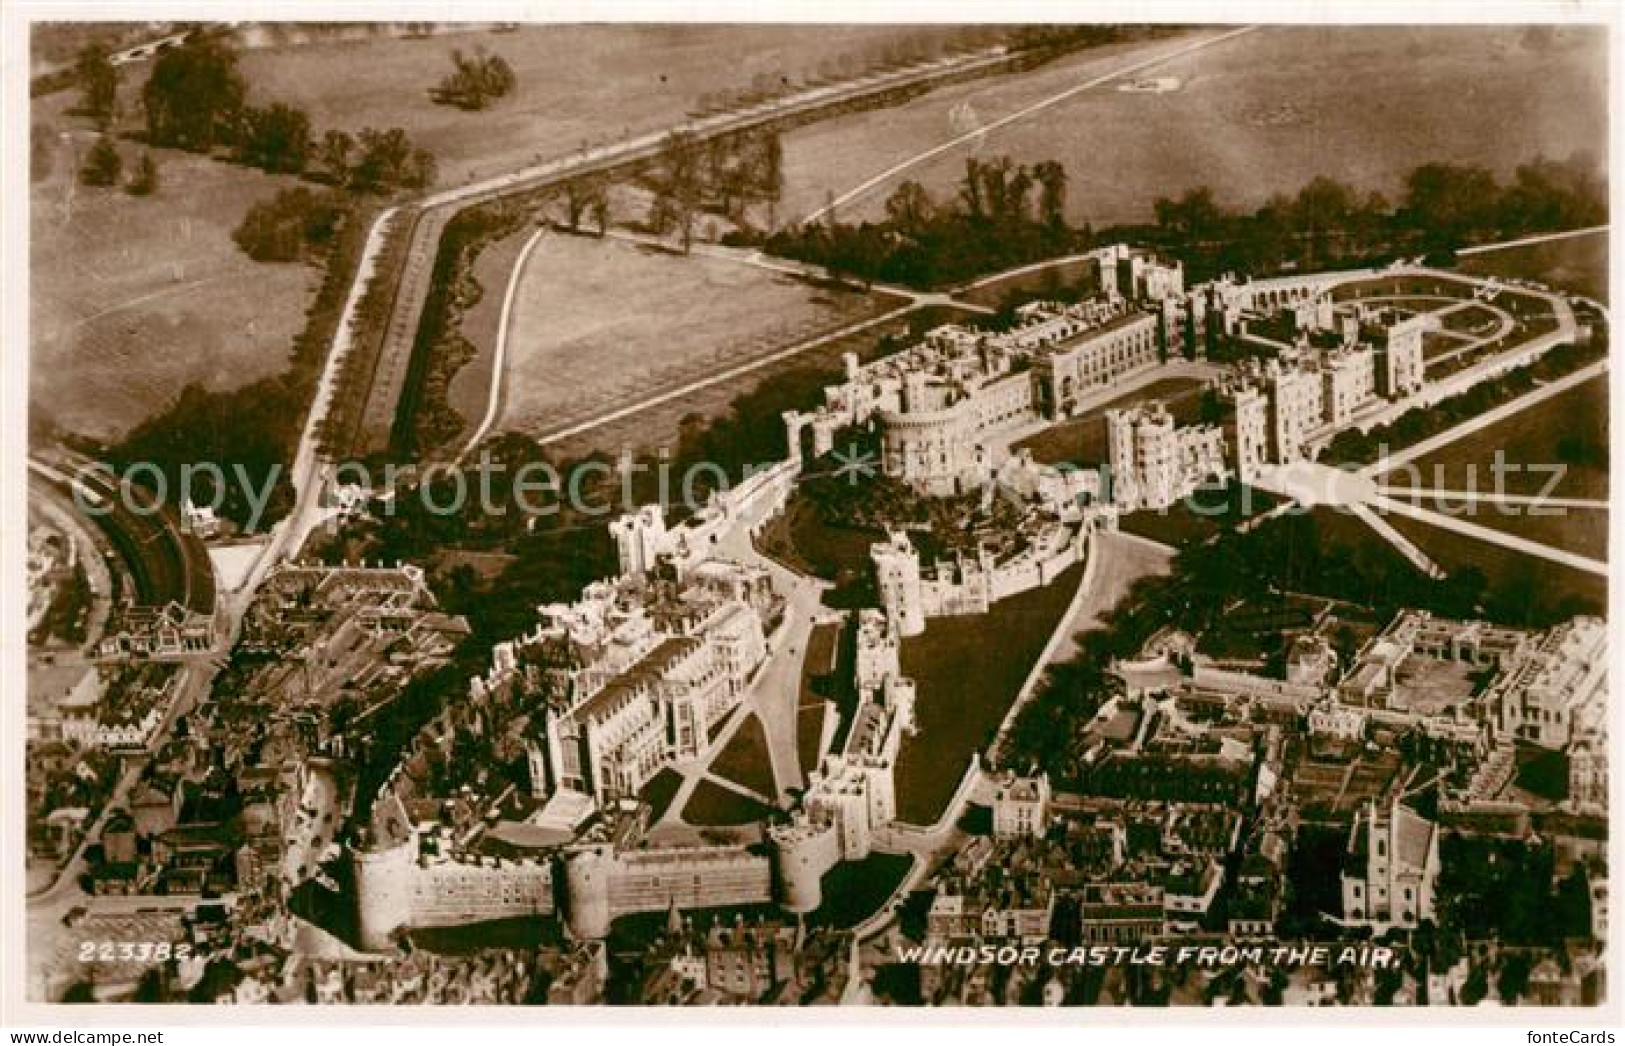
770,817,834,915
563,845,614,940
350,834,416,952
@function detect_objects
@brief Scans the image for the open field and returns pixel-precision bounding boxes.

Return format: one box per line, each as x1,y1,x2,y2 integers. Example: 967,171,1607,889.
30,94,318,441
238,25,985,188
797,622,842,777
1458,228,1609,303
895,561,1085,825
496,234,889,441
1118,481,1285,548
1379,375,1609,501
778,25,1605,226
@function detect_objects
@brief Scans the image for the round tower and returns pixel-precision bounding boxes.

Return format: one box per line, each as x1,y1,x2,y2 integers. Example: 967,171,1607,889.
349,837,415,952
770,823,828,915
562,846,613,940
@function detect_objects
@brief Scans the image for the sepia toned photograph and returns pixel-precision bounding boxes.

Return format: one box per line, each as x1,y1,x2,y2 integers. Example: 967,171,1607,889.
3,3,1616,1028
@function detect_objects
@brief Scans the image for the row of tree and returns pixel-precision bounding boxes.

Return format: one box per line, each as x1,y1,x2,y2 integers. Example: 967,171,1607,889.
1143,156,1606,281
646,127,785,248
104,34,437,195
766,154,1080,288
764,152,1605,292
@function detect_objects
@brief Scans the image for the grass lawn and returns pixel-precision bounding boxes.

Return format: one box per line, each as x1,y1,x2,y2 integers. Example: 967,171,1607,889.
1513,744,1569,804
956,256,1104,308
1015,376,1207,468
544,303,976,463
796,621,841,777
809,852,914,930
1458,228,1608,303
1438,303,1507,335
1379,376,1609,501
238,25,980,188
641,766,684,823
31,92,317,441
798,705,827,780
496,233,888,443
682,779,774,827
709,714,776,797
894,561,1086,825
1394,495,1607,563
1383,511,1606,622
408,915,562,955
778,26,1604,226
1118,480,1282,548
443,223,534,432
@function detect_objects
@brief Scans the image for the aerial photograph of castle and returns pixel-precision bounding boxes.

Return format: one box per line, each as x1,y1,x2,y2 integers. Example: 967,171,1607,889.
3,4,1616,1033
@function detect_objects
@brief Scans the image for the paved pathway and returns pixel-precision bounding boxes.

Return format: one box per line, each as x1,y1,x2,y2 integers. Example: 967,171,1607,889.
1369,493,1606,577
1368,358,1607,474
1455,225,1609,257
455,225,549,464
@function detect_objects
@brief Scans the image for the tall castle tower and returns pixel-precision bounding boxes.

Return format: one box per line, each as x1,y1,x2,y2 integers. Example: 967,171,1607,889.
350,834,416,952
563,845,614,940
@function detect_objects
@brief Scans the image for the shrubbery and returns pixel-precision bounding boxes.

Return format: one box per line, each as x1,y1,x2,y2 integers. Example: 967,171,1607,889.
430,47,516,110
232,187,350,263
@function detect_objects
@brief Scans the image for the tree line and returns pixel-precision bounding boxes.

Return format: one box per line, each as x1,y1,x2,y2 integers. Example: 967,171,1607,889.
1140,156,1605,282
765,155,1081,289
762,153,1604,292
138,36,436,191
645,127,786,249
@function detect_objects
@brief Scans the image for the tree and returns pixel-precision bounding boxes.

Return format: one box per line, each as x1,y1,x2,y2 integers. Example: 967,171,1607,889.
317,129,355,187
884,181,935,237
431,47,516,110
236,103,312,174
350,127,414,194
1402,163,1499,249
233,188,348,263
1153,186,1224,244
1291,176,1357,267
126,152,159,196
78,137,122,187
1033,160,1069,231
75,42,119,130
403,148,437,190
1496,953,1533,1004
143,35,247,151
